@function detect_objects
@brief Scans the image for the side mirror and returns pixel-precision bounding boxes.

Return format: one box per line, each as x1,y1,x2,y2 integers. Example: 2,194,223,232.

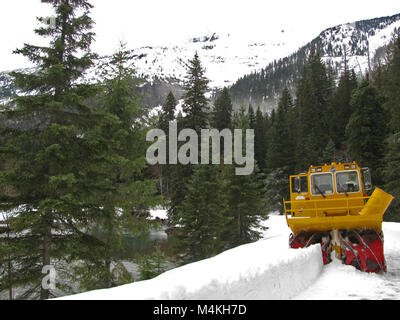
361,167,372,191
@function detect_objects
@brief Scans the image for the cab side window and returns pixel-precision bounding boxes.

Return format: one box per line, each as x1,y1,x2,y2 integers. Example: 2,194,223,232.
291,176,308,193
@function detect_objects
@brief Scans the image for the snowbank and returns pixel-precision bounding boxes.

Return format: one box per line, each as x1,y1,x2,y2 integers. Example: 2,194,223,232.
59,229,323,300
149,208,168,220
383,222,400,243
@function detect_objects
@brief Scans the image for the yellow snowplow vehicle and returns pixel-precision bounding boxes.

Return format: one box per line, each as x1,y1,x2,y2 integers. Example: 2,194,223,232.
283,162,394,273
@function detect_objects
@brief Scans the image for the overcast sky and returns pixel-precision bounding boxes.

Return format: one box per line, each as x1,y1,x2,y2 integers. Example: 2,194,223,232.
0,0,399,71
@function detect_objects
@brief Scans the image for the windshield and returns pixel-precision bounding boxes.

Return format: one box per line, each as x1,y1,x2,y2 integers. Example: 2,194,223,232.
311,173,334,196
336,171,360,193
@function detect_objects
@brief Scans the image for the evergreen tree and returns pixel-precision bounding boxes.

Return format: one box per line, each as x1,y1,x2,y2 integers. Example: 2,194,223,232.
167,117,191,224
223,164,267,247
384,31,400,133
159,92,177,133
266,87,295,174
345,79,387,186
168,54,210,225
383,133,400,222
223,108,267,247
233,104,250,130
295,49,333,171
72,42,160,291
138,243,168,280
174,164,230,262
182,52,210,133
319,138,337,165
212,87,233,130
328,70,358,149
158,92,177,197
248,104,256,130
254,107,268,170
265,168,290,214
0,0,100,300
381,31,400,221
269,109,276,127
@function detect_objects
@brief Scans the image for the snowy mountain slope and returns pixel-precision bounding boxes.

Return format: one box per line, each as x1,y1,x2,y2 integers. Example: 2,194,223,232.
1,13,399,110
230,13,400,112
0,30,304,107
57,214,400,300
319,18,400,76
94,12,400,92
124,32,305,89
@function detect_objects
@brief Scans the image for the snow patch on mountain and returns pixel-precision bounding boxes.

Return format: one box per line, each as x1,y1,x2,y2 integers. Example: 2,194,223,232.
320,19,400,75
120,32,307,89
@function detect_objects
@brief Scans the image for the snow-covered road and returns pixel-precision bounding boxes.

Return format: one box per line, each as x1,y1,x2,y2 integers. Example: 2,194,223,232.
292,220,400,300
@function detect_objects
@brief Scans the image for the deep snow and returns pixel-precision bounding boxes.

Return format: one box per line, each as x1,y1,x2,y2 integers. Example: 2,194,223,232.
294,221,400,300
58,212,400,300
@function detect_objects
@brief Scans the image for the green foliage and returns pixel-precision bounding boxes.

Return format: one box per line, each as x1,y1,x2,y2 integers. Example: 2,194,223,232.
294,50,333,171
266,87,295,174
0,0,100,300
182,52,210,133
72,42,161,290
383,134,400,222
384,30,400,133
138,243,168,281
248,104,256,129
212,87,233,131
157,92,177,198
159,92,177,133
168,53,210,226
328,70,358,149
345,79,387,186
0,4,160,299
233,104,250,130
223,165,268,247
265,168,290,214
319,138,337,165
174,164,231,262
254,107,268,170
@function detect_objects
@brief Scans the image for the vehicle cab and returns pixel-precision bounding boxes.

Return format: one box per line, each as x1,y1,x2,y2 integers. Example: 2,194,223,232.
287,162,372,218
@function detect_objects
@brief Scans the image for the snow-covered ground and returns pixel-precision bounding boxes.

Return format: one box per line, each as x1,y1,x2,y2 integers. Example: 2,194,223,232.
57,212,400,300
294,221,400,300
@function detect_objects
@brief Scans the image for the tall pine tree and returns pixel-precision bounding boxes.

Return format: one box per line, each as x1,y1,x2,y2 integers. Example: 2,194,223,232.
0,0,100,299
158,91,177,197
211,87,233,130
266,87,295,174
384,30,400,134
72,42,160,291
295,49,333,171
328,69,358,149
383,133,400,222
168,53,209,225
174,164,230,262
254,107,268,170
345,79,387,186
182,52,210,133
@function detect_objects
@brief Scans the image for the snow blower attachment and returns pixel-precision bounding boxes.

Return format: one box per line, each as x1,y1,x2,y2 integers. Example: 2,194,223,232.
283,162,394,273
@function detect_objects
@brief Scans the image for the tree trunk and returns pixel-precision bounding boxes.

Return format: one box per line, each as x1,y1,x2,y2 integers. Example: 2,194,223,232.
7,222,13,300
40,223,52,300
